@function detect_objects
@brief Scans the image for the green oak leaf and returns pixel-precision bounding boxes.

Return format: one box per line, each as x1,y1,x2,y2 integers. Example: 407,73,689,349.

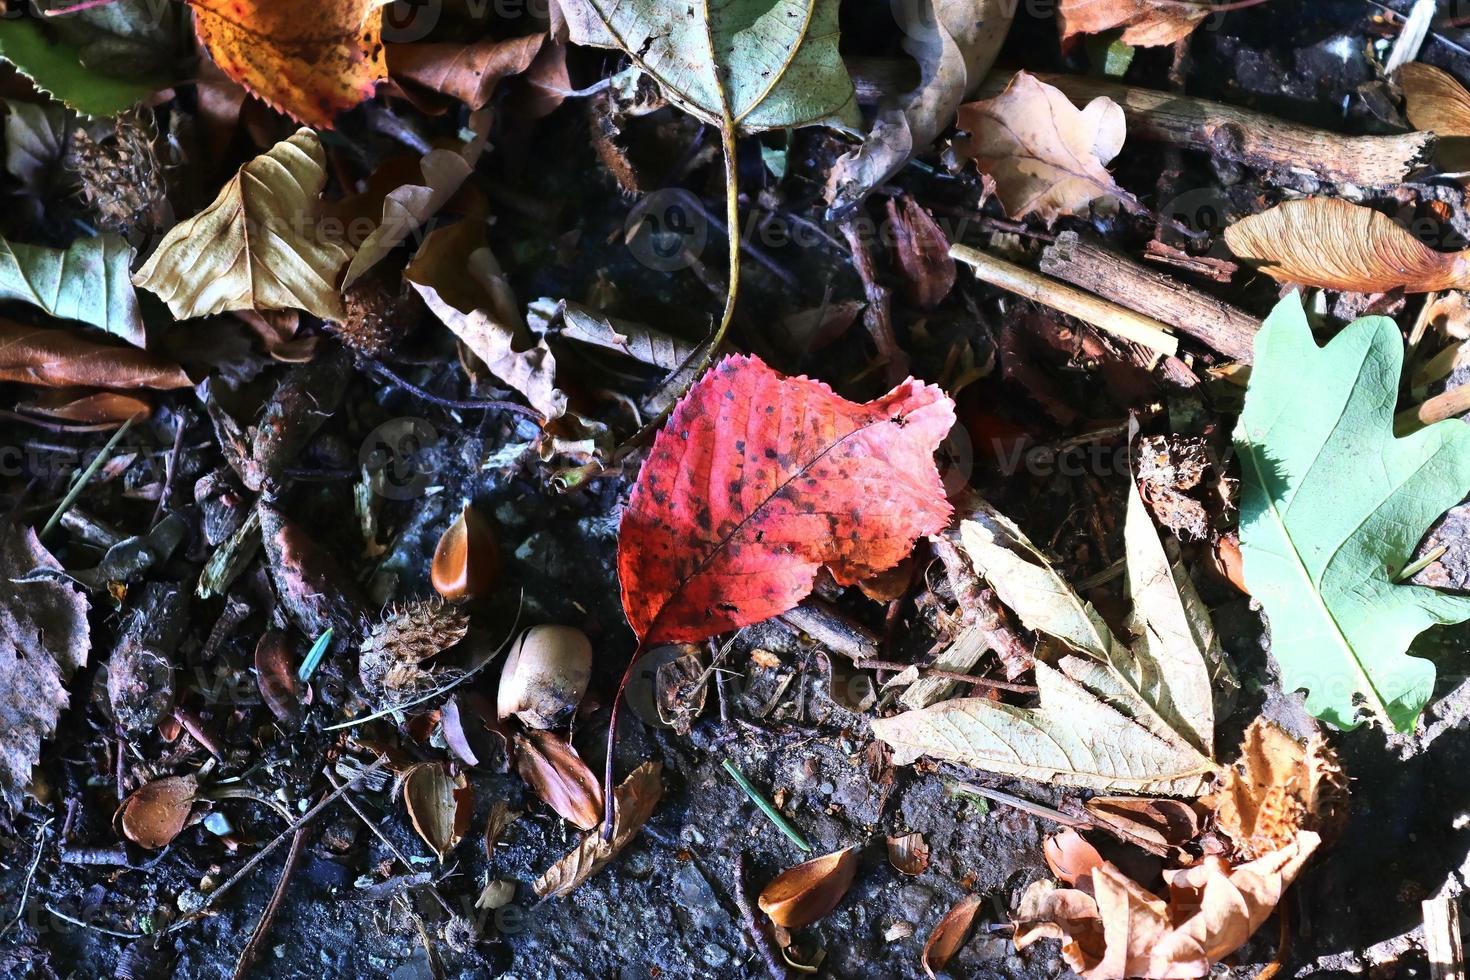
0,17,161,118
558,0,859,133
0,234,145,347
1235,292,1470,733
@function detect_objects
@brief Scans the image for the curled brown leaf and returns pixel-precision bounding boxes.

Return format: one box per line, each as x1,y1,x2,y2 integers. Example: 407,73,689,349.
1224,197,1470,294
886,831,931,876
1042,829,1105,886
757,846,859,930
514,730,604,831
402,761,472,861
533,761,663,899
254,630,302,727
0,321,190,390
387,34,545,110
15,388,150,425
923,894,984,978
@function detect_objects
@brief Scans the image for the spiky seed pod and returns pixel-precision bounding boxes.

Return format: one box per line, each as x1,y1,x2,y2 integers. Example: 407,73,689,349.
358,598,470,694
67,109,166,237
329,277,419,355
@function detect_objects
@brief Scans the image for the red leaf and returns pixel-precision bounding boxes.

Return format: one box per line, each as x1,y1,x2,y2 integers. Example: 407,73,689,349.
618,355,956,644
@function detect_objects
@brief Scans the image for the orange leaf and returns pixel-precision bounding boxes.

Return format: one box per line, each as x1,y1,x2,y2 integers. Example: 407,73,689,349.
0,321,190,391
618,354,955,644
1224,197,1470,293
189,0,388,129
1058,0,1207,47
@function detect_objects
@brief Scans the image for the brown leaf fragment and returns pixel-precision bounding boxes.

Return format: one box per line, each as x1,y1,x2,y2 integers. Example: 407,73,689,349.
1043,829,1105,886
118,775,198,849
533,761,663,899
402,762,472,861
923,894,984,978
1083,797,1203,857
431,503,502,604
0,320,190,391
758,847,860,929
254,631,302,727
16,389,150,426
956,71,1129,223
1399,63,1470,137
0,525,90,811
245,351,351,493
483,800,521,859
1058,0,1208,47
886,195,955,309
514,730,604,831
1204,718,1349,861
1224,197,1470,294
1014,834,1319,979
387,34,545,110
886,832,931,876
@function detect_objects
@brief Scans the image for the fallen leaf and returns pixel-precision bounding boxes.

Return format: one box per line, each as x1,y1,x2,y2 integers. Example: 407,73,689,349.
0,234,144,346
533,760,662,898
0,525,90,811
387,34,544,110
532,298,700,372
619,354,955,644
558,0,858,133
15,388,150,426
870,477,1220,794
922,894,984,979
1014,833,1319,979
826,0,1014,213
758,846,859,929
4,102,68,192
887,832,931,876
885,196,956,309
483,801,521,858
188,0,387,129
1399,62,1470,137
0,16,160,117
1083,797,1202,857
1043,829,1106,886
118,774,198,849
342,142,482,287
406,219,567,421
956,71,1130,223
475,879,516,910
402,761,472,861
0,320,190,390
431,503,502,605
1235,292,1470,731
1223,197,1470,294
133,128,352,321
254,630,302,727
1206,718,1348,860
514,730,604,831
1057,0,1209,47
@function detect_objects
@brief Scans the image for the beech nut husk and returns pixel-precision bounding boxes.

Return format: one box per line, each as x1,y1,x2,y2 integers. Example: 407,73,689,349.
431,503,500,602
758,846,859,929
497,625,592,729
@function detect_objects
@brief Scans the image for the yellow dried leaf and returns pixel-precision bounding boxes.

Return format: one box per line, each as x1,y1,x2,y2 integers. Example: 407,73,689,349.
189,0,388,129
956,71,1128,223
1224,197,1470,294
1399,63,1470,137
133,129,351,321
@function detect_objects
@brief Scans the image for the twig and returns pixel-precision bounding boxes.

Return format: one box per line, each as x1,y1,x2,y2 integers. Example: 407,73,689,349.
1039,232,1260,361
44,903,143,939
853,660,1037,694
776,600,881,662
950,782,1087,827
722,760,812,852
363,359,544,421
1397,383,1470,434
734,851,792,980
839,220,909,385
231,818,310,980
323,767,456,918
1424,896,1464,980
951,245,1180,356
41,417,134,538
150,411,187,528
2,818,50,937
166,755,390,933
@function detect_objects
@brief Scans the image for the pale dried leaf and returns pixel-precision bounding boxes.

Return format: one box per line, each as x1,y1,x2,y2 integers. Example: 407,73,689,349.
956,71,1128,223
1399,62,1470,137
133,129,351,321
402,762,472,861
1014,833,1320,979
0,525,90,811
827,0,1013,212
1224,197,1470,294
343,143,480,287
533,761,662,899
407,220,567,420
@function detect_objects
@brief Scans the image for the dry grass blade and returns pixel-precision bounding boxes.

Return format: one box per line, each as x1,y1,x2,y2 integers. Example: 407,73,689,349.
1224,197,1470,293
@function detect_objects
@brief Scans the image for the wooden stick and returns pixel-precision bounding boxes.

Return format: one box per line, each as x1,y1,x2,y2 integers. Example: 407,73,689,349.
777,599,881,662
1424,896,1467,980
1040,232,1261,361
950,244,1179,356
975,72,1432,188
1397,383,1470,434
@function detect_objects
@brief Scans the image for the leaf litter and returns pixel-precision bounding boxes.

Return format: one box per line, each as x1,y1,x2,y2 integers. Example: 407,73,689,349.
1,2,1467,977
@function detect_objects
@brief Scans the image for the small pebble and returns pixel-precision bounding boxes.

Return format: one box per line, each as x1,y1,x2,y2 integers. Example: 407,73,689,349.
701,943,731,968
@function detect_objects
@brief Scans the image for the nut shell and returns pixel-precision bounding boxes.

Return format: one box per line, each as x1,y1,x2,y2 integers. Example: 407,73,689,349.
497,625,592,729
431,503,500,603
